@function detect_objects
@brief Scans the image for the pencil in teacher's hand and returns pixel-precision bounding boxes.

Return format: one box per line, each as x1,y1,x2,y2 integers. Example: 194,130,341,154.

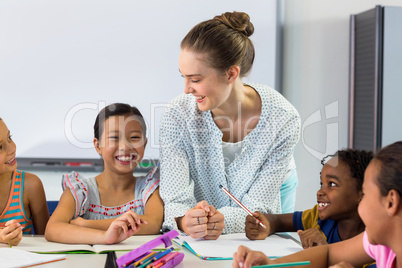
251,261,310,268
219,184,267,229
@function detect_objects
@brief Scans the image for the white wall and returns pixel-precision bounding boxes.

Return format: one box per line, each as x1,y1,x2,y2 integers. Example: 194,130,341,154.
0,0,278,201
0,0,277,161
282,0,402,210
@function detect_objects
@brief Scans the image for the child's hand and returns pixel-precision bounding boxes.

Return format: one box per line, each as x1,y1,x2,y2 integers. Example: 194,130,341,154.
245,212,270,240
0,220,23,246
329,261,354,268
297,228,327,249
232,245,271,268
103,211,146,244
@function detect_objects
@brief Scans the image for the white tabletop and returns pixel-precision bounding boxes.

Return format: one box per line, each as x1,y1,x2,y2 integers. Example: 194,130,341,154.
22,233,301,267
34,235,234,268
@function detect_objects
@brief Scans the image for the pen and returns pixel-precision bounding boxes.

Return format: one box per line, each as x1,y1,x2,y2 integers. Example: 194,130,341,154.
219,184,266,229
251,261,310,268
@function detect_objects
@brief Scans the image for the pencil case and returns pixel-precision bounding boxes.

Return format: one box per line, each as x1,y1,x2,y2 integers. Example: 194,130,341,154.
116,230,184,268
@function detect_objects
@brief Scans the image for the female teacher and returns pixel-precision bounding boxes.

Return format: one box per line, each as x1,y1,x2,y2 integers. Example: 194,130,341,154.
159,11,301,239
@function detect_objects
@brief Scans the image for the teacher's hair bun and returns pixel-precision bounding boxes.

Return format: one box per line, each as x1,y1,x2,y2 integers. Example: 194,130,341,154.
214,11,254,37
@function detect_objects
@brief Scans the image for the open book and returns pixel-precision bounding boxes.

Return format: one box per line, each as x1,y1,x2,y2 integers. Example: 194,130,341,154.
0,236,177,254
0,248,65,268
173,233,303,260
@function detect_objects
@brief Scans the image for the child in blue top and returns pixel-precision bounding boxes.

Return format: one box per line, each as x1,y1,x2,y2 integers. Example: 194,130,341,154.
0,118,49,246
245,149,373,249
233,141,402,268
45,103,163,245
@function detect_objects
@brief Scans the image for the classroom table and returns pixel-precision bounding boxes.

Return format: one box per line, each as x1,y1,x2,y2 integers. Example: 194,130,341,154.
24,233,301,268
29,234,234,268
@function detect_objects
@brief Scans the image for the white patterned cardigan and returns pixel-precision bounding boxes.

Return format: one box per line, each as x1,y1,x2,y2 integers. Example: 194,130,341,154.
159,83,301,234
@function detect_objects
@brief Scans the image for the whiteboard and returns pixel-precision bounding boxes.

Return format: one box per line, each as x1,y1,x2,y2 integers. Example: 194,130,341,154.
0,0,278,162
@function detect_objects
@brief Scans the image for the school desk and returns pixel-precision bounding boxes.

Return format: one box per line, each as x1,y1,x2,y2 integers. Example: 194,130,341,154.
18,233,301,268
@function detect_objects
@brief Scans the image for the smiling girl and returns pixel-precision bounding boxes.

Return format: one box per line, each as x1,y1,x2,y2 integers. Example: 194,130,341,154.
45,103,163,244
0,118,49,246
244,149,373,250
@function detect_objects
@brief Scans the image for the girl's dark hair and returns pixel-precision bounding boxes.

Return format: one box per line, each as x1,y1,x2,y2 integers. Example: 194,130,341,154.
181,11,255,77
93,103,146,140
373,141,402,197
321,149,374,192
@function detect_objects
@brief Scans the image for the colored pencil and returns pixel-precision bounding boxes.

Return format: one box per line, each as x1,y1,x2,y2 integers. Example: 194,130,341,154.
150,251,179,267
251,261,310,268
151,247,174,262
132,251,156,267
219,184,266,229
122,251,150,267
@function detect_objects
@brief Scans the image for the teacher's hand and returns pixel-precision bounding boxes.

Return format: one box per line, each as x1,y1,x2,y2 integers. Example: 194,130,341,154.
179,201,213,239
205,205,224,240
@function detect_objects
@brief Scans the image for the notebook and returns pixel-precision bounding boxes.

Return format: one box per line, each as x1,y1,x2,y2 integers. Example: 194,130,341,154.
0,248,65,268
173,233,302,260
1,236,178,254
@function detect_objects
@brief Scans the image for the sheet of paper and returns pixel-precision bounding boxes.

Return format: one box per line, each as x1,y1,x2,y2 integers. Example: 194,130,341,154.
0,248,65,268
92,236,148,253
1,236,180,254
1,236,95,253
175,233,302,258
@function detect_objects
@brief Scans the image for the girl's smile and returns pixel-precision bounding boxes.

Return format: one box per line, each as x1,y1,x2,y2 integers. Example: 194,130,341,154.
5,157,16,166
114,153,138,165
0,119,18,173
358,160,386,245
95,115,146,175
